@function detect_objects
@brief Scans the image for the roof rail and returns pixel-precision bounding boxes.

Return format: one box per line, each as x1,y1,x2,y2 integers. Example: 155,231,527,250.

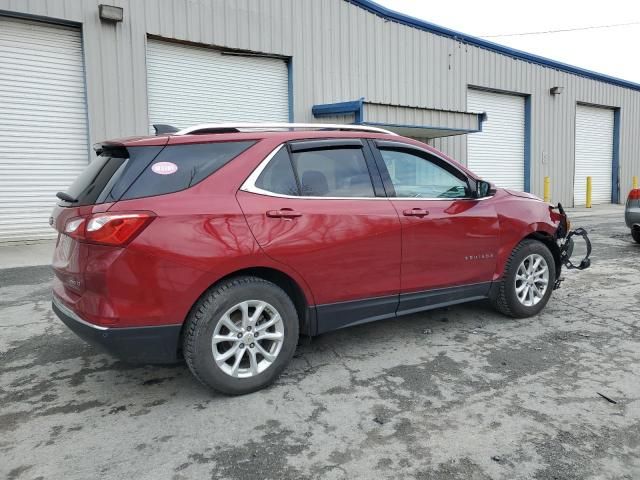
174,123,398,136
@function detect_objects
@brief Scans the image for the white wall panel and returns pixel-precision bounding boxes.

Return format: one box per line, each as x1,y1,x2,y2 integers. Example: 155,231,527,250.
467,89,525,191
146,39,289,130
0,17,88,241
574,105,614,206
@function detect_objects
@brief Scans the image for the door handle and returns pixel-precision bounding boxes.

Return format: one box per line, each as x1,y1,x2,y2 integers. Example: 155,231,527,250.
403,208,429,218
266,208,303,219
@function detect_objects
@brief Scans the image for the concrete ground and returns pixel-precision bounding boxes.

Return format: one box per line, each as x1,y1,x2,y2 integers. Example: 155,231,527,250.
1,206,639,480
0,239,55,269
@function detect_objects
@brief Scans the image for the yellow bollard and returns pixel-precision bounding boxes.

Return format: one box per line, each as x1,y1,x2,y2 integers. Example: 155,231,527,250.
586,176,592,208
543,176,550,203
633,176,638,190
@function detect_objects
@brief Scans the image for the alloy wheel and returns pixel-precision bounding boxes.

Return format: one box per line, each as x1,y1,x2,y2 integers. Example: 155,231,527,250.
514,253,549,307
211,300,285,378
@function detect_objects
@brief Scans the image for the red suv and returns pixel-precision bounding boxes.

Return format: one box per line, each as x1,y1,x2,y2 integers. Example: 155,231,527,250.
51,123,589,394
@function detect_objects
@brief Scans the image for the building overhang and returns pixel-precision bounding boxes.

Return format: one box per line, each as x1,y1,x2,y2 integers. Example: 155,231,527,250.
312,98,483,139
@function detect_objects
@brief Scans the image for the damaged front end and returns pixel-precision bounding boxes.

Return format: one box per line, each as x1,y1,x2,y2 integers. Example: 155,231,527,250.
552,203,592,289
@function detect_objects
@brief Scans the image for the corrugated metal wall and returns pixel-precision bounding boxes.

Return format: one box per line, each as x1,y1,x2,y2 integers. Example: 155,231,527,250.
1,0,639,205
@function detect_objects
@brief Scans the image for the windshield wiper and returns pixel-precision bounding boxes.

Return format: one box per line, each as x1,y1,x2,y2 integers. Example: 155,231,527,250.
56,192,78,203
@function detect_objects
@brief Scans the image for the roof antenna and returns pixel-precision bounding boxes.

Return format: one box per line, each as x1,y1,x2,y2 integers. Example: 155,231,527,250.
153,124,179,135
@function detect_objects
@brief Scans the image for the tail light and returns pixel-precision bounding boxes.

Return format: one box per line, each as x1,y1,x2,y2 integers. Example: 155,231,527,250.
64,217,86,241
63,212,155,246
628,189,640,200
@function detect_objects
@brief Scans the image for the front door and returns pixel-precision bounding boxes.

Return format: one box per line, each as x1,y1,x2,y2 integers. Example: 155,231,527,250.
370,141,499,314
236,140,402,332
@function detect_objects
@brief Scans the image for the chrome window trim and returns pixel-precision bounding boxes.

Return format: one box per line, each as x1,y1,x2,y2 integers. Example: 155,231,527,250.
240,143,494,202
240,143,385,200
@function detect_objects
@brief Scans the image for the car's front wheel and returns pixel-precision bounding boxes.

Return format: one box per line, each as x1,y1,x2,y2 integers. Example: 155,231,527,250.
183,276,299,395
491,239,556,318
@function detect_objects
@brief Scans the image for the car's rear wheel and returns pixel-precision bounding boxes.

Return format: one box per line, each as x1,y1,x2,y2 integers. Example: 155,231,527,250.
491,239,556,318
632,226,640,244
183,276,299,395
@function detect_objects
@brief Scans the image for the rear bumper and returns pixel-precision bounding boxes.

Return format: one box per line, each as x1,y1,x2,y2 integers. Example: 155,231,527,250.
52,296,182,364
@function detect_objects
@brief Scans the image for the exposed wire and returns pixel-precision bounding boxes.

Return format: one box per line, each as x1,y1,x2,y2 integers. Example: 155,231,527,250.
480,21,640,38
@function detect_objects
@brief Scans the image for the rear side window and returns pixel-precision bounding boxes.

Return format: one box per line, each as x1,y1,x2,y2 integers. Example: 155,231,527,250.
120,141,255,201
61,141,254,206
64,146,163,206
291,148,374,197
255,148,300,196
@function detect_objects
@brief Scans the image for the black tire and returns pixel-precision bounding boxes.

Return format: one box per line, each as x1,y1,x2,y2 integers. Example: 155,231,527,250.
183,276,299,395
632,227,640,244
491,239,556,318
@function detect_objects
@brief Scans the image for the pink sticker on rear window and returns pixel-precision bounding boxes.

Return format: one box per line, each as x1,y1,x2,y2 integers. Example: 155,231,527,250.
151,162,178,175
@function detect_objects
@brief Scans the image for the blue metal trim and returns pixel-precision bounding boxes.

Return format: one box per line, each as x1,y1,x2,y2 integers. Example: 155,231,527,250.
363,121,480,134
612,108,621,203
355,101,364,123
524,96,532,192
348,0,640,92
312,98,364,118
286,59,294,122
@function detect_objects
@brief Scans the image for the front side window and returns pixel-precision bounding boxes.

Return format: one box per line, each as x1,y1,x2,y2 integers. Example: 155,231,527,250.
291,148,375,197
379,149,470,199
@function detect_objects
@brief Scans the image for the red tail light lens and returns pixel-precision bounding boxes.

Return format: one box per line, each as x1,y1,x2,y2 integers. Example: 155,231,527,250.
63,212,154,246
86,213,154,246
628,189,640,200
63,217,86,241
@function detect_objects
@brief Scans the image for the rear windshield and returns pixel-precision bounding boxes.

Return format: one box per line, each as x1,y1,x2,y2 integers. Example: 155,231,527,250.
61,141,255,206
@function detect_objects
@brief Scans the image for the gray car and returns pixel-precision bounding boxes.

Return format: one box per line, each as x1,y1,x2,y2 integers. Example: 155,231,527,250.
625,188,640,243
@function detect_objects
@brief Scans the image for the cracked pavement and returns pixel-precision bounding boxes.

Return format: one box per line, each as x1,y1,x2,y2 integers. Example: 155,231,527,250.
1,209,639,479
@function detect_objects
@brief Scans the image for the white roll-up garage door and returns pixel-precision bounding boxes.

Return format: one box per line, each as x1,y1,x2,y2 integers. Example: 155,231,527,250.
146,39,289,131
574,105,614,206
0,17,89,242
467,89,525,191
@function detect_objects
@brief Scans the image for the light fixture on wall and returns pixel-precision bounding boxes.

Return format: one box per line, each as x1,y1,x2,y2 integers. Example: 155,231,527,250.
550,86,564,95
99,4,124,23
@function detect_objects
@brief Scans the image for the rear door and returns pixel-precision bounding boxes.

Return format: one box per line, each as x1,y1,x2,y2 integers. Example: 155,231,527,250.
51,144,166,298
236,139,402,333
370,141,499,314
51,140,253,297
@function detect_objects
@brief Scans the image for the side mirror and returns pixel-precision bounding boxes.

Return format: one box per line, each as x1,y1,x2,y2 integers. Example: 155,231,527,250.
474,180,496,198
